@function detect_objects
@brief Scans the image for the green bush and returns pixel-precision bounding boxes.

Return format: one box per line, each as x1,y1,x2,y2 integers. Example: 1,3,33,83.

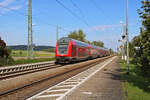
132,0,150,77
0,47,14,66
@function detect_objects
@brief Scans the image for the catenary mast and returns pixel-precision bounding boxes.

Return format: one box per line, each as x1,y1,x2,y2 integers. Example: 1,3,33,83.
27,0,33,59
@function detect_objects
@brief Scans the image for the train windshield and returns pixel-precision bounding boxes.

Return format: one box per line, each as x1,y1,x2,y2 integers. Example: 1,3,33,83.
57,37,70,54
58,44,68,54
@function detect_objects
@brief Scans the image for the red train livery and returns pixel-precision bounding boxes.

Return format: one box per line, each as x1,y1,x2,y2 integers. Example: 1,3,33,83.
55,37,110,64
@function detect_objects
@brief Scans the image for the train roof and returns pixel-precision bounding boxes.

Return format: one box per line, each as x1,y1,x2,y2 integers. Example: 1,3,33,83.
58,37,108,50
58,37,89,47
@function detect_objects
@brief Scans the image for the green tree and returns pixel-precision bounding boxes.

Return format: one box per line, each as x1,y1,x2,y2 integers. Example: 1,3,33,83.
78,29,86,42
137,0,150,76
19,51,23,55
68,29,86,42
131,35,141,64
0,37,14,66
124,41,134,57
68,31,78,40
68,29,105,48
91,41,104,47
109,48,114,55
85,40,91,44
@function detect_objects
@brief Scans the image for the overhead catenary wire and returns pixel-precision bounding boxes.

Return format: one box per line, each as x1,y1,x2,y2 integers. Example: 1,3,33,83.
55,0,89,26
69,0,93,28
89,0,104,14
1,0,94,33
0,5,72,34
70,0,86,20
32,17,72,34
56,0,106,40
1,1,104,39
89,0,112,24
69,0,106,37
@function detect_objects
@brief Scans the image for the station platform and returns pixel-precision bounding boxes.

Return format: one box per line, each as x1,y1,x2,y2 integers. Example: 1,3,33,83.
28,56,122,100
63,56,122,100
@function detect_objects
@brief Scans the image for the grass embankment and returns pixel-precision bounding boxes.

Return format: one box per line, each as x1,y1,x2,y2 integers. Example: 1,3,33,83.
11,50,55,57
13,57,55,65
0,50,55,67
0,57,55,67
120,60,150,100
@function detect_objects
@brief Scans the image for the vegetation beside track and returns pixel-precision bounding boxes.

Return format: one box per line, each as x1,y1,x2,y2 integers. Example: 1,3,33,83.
124,0,150,76
14,57,55,65
0,49,55,67
11,50,55,58
0,57,55,67
120,59,150,100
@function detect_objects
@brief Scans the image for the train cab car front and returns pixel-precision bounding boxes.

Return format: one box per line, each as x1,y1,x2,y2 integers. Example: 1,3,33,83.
56,56,72,64
55,37,72,64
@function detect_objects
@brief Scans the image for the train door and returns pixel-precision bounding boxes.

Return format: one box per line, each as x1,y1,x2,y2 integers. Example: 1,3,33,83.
76,47,78,58
72,45,76,57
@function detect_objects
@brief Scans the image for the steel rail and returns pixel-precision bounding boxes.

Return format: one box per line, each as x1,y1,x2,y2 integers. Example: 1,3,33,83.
0,64,62,80
0,61,62,80
0,56,112,98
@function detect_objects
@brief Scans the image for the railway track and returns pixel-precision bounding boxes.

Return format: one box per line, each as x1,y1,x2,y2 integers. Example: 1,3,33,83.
0,61,62,80
0,56,113,100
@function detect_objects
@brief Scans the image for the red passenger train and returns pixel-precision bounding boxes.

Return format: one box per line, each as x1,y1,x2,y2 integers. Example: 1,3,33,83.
55,37,110,64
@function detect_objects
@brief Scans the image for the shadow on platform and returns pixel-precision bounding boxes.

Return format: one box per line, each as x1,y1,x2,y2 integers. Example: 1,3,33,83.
103,64,150,93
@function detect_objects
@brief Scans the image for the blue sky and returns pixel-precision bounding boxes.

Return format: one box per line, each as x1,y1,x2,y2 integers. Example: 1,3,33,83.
0,0,142,51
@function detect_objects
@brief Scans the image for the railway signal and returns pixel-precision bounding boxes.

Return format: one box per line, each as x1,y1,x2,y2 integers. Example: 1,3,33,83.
120,22,126,60
56,25,59,42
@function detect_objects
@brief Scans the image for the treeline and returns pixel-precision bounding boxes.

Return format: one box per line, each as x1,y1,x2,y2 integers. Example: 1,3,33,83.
8,45,55,52
68,29,104,47
127,0,150,76
68,29,114,54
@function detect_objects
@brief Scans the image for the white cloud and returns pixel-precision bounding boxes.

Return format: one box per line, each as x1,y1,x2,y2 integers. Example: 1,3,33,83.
0,0,16,7
0,0,25,15
9,4,23,10
87,24,120,31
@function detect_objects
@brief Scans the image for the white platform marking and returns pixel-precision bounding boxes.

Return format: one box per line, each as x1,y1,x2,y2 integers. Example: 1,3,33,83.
82,92,92,95
36,94,63,98
56,57,115,100
27,57,116,100
55,85,75,88
61,81,79,84
46,89,69,92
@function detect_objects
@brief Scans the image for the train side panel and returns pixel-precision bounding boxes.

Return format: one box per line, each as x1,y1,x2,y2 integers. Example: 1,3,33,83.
55,37,110,64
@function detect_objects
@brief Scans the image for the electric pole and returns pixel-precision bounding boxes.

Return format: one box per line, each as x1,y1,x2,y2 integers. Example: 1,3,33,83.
126,0,129,75
56,25,58,42
121,23,126,60
27,0,33,59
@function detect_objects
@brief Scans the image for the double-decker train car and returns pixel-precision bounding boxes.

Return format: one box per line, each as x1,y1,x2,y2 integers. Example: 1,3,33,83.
55,37,109,64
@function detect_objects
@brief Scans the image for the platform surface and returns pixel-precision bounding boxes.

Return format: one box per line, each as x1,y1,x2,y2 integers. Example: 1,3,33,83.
63,56,122,100
28,56,122,100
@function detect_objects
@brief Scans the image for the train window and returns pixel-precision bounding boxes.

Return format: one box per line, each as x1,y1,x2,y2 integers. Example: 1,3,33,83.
58,37,70,45
58,44,68,54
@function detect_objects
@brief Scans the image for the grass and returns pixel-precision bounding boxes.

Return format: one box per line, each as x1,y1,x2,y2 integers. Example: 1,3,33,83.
0,57,55,67
11,50,55,57
0,50,55,67
120,60,150,100
34,51,55,57
13,57,55,65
